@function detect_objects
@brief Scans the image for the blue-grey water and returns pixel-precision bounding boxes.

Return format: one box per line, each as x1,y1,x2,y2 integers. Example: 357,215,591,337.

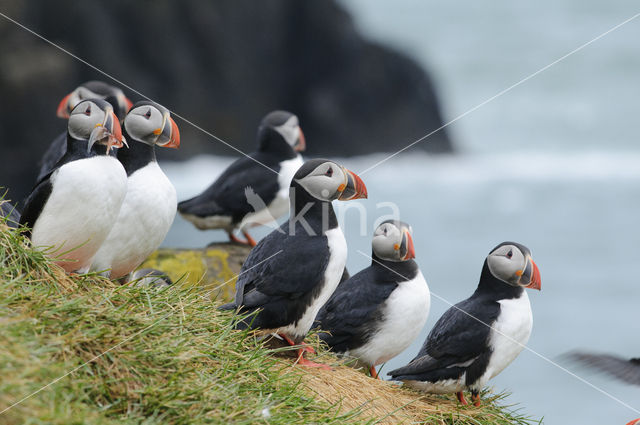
162,2,640,423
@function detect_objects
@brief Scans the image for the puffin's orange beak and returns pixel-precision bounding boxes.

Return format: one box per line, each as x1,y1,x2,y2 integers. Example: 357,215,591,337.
524,259,541,291
294,127,306,152
401,229,416,260
162,116,180,149
56,92,73,118
337,168,367,200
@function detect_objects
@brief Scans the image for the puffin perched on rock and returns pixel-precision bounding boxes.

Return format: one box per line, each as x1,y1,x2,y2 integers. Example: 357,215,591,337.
20,99,127,273
220,158,367,368
38,81,133,181
178,110,305,246
389,242,541,406
315,220,430,379
90,101,180,279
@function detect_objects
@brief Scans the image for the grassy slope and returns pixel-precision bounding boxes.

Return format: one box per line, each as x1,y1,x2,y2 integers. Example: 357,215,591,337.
0,220,540,425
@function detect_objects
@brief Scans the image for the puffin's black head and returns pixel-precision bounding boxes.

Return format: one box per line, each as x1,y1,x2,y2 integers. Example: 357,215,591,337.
292,159,367,202
372,220,416,262
257,110,306,155
484,241,541,290
123,101,180,149
57,80,133,120
68,99,124,154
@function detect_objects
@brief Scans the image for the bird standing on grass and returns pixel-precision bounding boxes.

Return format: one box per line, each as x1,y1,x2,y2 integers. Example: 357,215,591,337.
220,159,367,368
315,220,430,379
388,242,541,406
38,81,133,181
178,110,305,246
90,101,180,279
20,99,127,273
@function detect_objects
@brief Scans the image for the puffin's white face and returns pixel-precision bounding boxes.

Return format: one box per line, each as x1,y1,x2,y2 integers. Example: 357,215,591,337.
486,243,541,290
274,115,305,152
68,99,123,152
124,104,180,148
295,161,347,201
68,100,108,140
372,221,416,262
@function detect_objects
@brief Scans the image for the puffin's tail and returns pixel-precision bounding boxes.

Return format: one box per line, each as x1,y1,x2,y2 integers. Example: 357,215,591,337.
218,302,237,311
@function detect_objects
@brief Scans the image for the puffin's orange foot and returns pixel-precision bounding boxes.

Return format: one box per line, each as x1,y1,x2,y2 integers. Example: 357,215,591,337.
279,334,314,353
242,230,257,247
295,348,331,370
369,365,380,379
456,391,469,405
228,231,250,245
626,419,640,425
471,392,481,407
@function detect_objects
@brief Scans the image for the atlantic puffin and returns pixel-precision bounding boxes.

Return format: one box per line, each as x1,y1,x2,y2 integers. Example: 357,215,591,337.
220,158,367,367
38,81,133,182
20,99,127,273
178,110,305,246
388,242,541,406
315,220,430,379
90,101,180,279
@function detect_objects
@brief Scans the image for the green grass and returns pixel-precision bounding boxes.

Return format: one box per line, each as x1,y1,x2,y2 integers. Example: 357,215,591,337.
0,220,541,424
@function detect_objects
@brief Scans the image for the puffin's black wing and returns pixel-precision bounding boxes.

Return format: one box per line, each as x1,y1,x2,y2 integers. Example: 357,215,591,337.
37,132,67,182
568,352,640,386
315,266,398,353
389,296,499,382
178,153,280,223
19,177,54,239
230,225,330,329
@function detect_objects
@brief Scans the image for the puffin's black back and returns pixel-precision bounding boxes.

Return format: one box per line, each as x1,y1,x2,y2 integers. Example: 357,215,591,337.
315,257,419,353
177,152,283,223
228,219,331,333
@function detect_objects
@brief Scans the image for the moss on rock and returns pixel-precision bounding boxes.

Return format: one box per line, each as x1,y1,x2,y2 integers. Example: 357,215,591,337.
140,243,251,302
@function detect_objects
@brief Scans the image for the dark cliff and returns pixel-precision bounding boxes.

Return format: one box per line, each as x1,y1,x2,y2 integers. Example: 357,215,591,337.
0,0,452,202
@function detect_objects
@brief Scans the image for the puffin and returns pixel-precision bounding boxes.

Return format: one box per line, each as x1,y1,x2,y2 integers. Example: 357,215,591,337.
90,101,180,279
220,158,367,368
388,242,541,406
315,220,430,379
20,99,127,273
38,81,133,182
178,110,305,246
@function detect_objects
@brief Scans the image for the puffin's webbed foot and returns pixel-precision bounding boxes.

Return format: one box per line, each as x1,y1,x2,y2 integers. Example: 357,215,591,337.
471,391,481,407
456,391,468,405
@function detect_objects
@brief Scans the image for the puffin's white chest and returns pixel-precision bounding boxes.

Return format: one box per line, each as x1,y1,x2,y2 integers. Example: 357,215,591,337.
91,162,177,278
32,156,127,273
477,292,533,388
239,155,303,230
349,271,431,366
280,226,347,339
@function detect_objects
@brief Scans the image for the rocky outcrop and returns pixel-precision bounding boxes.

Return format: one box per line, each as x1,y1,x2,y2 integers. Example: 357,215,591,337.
140,243,252,302
0,0,452,202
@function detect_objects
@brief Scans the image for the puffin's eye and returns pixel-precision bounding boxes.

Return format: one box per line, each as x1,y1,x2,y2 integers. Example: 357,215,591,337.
506,250,513,259
383,227,388,235
144,108,152,119
325,167,333,177
84,105,91,116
